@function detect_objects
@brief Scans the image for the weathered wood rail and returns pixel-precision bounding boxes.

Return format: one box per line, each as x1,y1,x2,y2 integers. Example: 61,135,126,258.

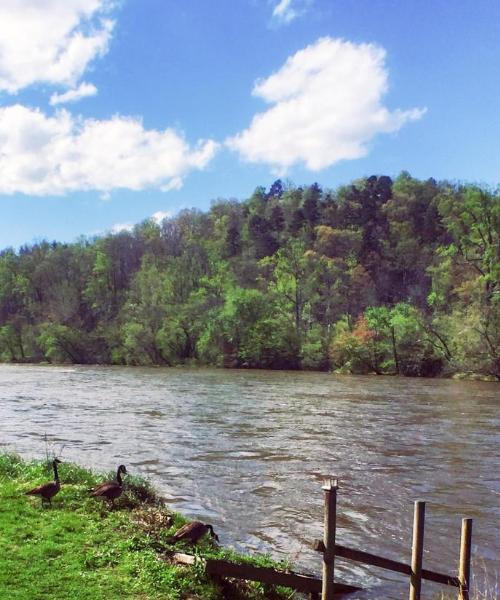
315,479,473,600
313,541,460,587
172,552,360,596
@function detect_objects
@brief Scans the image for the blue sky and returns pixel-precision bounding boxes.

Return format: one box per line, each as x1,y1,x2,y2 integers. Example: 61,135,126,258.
0,0,499,249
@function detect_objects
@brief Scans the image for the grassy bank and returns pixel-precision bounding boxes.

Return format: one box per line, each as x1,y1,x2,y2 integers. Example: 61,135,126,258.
0,454,293,600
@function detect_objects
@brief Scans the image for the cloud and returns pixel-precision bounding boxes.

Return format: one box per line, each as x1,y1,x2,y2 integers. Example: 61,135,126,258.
160,177,183,192
109,210,172,236
151,210,172,224
272,0,305,24
50,82,98,105
108,210,173,235
0,0,114,93
110,222,134,234
227,37,426,172
0,104,219,195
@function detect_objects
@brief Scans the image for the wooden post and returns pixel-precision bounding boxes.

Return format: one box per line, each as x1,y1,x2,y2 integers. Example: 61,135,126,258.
409,501,426,600
321,478,338,600
458,518,473,600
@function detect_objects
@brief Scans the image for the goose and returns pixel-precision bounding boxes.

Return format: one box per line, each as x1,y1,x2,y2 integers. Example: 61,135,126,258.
25,458,62,506
89,464,127,507
168,521,219,544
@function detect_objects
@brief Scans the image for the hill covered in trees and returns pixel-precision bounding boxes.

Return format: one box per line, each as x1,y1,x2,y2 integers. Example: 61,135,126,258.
0,173,498,379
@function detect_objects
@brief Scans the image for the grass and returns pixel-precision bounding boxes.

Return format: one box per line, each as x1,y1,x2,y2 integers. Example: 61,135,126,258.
0,454,296,600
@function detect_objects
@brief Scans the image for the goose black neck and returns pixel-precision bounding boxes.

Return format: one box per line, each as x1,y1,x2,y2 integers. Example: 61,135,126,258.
116,467,123,485
53,460,59,481
206,524,215,536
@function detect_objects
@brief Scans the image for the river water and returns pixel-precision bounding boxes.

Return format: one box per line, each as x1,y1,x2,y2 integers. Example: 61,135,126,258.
0,364,498,598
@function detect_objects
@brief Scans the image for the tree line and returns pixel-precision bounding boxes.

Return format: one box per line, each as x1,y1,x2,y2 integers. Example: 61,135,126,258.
0,173,498,379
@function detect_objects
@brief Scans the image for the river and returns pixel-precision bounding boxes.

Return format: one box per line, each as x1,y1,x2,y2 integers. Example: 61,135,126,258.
0,364,498,599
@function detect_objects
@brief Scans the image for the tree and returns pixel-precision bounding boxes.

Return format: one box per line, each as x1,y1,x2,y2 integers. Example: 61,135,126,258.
288,208,305,235
345,264,377,325
429,185,500,378
314,226,362,259
330,304,443,376
36,323,95,364
119,257,170,365
329,315,375,374
262,240,310,338
303,183,321,225
365,304,443,376
269,204,285,233
267,179,284,199
224,222,242,258
248,215,278,259
384,173,448,306
438,186,499,302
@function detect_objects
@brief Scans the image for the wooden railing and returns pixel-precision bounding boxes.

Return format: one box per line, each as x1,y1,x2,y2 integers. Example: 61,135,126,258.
315,479,473,600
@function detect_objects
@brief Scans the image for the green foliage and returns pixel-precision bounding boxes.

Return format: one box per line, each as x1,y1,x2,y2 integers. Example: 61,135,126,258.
314,226,362,259
36,323,96,364
330,305,444,376
329,315,376,374
301,325,329,370
0,175,498,378
198,286,300,369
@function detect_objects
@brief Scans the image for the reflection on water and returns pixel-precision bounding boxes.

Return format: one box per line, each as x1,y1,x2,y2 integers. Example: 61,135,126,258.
0,364,498,599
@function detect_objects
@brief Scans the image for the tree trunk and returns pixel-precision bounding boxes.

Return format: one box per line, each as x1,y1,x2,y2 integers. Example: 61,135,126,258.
391,326,400,374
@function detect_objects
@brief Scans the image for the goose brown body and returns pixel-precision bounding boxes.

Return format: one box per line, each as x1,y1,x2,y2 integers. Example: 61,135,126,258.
26,459,62,505
170,521,219,544
89,464,127,506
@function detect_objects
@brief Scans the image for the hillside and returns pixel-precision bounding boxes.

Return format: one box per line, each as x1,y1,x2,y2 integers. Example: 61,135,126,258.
0,173,498,378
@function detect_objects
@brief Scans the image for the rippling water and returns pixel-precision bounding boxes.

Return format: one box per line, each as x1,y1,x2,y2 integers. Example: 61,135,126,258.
0,364,498,598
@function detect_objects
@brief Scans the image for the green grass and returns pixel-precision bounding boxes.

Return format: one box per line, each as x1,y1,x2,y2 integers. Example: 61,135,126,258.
0,454,295,600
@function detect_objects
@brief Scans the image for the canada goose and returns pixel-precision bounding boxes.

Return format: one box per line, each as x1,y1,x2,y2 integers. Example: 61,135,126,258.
168,521,219,544
25,458,62,506
89,464,127,507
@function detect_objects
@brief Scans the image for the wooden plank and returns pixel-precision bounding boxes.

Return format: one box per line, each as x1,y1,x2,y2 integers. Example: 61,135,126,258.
206,559,360,596
172,553,360,596
314,542,460,587
421,568,459,588
409,501,426,600
335,544,411,576
322,478,338,600
458,518,473,600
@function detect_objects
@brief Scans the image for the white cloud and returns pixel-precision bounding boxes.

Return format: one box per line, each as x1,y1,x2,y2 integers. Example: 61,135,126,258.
151,210,172,224
50,82,98,105
227,37,426,172
109,210,172,236
272,0,302,24
160,177,183,193
0,0,114,93
110,222,133,234
0,104,219,195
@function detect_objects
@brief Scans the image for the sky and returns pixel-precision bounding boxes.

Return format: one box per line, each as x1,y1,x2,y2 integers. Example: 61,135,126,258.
0,0,499,249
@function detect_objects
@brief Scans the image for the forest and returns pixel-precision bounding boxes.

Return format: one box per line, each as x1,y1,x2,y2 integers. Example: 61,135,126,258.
0,173,498,379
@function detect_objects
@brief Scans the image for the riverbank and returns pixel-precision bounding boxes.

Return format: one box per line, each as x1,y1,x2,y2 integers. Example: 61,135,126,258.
0,454,292,600
1,359,498,381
